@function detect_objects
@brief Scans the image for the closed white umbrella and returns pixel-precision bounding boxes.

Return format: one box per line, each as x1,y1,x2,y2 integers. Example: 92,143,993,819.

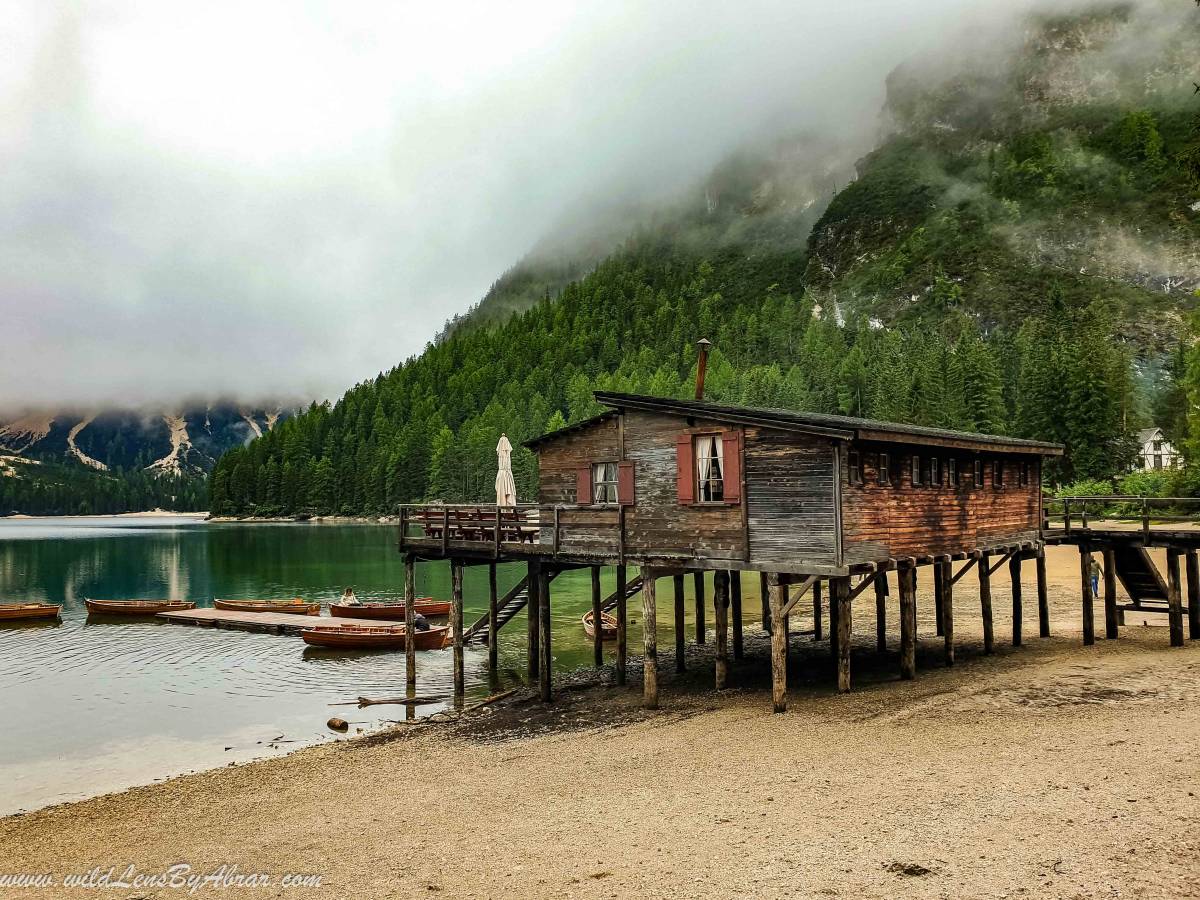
495,434,517,507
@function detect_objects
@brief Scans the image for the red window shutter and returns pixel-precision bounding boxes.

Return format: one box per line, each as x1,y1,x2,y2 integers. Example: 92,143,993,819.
576,465,592,505
676,434,694,504
617,461,636,506
721,430,742,504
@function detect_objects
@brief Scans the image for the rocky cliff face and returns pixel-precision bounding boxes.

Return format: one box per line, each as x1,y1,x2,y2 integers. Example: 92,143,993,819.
0,404,292,477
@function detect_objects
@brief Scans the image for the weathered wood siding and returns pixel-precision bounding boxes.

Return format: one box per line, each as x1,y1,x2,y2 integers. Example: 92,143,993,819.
535,416,622,556
622,409,745,562
743,427,839,569
841,445,1041,564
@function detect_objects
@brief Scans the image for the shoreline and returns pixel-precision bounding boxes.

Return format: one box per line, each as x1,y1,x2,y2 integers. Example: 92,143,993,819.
3,572,1199,897
0,510,209,521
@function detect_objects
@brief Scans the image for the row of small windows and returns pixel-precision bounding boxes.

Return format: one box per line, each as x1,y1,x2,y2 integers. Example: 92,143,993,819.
847,451,1033,489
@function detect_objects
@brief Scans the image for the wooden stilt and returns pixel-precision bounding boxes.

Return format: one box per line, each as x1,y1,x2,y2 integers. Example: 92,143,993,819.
834,576,851,693
404,554,417,688
538,567,552,702
934,560,945,638
874,571,887,653
827,579,839,666
730,570,744,661
1186,550,1199,641
641,568,658,709
942,560,954,666
1103,548,1118,640
813,580,823,641
979,551,994,654
527,560,540,679
487,563,499,675
714,570,729,690
1036,548,1050,637
1167,549,1184,648
615,565,628,686
768,573,787,712
1010,553,1023,647
590,566,603,667
693,571,706,644
1080,545,1095,646
760,572,771,634
451,559,465,699
673,574,686,673
899,567,916,680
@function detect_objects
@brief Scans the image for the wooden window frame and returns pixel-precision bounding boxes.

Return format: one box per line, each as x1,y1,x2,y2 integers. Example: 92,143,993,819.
879,452,892,488
929,456,941,489
848,450,863,486
948,458,958,487
973,458,983,488
591,461,619,506
910,454,923,488
693,432,725,504
992,459,1004,490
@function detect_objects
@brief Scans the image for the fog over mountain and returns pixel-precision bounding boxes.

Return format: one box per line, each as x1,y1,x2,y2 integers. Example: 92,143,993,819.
0,0,1129,412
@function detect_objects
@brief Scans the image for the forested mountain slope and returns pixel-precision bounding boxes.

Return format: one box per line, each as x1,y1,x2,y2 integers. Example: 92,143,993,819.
211,2,1200,518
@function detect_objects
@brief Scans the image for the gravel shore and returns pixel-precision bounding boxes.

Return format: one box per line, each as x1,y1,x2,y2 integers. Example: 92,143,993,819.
3,556,1199,899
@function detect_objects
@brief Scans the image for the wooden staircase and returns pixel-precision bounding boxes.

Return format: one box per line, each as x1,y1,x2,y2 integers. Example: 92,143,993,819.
464,575,533,645
601,575,643,613
1111,545,1170,609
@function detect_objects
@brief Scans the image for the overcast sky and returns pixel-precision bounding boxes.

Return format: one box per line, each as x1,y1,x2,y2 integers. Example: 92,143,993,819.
0,0,1067,412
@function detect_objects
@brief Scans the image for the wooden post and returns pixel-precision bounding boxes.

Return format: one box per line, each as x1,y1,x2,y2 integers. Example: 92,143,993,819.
1010,553,1023,648
487,563,499,675
538,567,552,702
1167,549,1184,648
1080,546,1095,646
979,551,994,655
760,572,771,634
714,570,729,690
1036,548,1050,638
768,573,787,712
693,571,706,644
673,574,686,673
834,576,851,693
527,560,540,679
934,560,945,638
590,566,603,667
899,567,916,680
874,572,887,653
641,568,658,709
405,553,417,688
730,570,744,661
828,578,839,665
813,579,823,641
615,565,627,686
451,559,465,699
1103,548,1118,640
942,560,954,666
1186,550,1199,641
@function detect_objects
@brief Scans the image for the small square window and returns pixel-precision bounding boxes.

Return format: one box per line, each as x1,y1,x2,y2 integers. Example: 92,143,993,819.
930,457,941,488
848,450,862,486
948,458,958,486
879,452,892,487
592,463,618,504
973,459,983,488
911,455,923,487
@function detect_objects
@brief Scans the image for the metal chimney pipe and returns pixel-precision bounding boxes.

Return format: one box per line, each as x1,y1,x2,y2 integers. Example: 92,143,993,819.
694,338,712,400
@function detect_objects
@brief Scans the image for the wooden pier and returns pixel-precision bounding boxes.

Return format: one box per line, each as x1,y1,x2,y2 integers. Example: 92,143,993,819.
157,607,404,636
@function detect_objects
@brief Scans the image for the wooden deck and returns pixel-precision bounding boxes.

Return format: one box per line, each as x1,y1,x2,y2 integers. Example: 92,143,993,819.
156,607,404,636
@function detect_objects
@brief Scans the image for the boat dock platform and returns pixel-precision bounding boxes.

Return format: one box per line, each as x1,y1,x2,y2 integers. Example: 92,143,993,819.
156,608,404,636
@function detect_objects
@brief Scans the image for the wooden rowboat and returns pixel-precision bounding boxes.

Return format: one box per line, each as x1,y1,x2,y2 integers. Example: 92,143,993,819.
300,624,449,651
0,603,62,621
329,598,451,620
84,599,196,615
214,598,320,616
583,609,619,641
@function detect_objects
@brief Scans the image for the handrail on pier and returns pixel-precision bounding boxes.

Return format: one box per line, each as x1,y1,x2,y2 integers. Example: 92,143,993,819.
1043,495,1200,540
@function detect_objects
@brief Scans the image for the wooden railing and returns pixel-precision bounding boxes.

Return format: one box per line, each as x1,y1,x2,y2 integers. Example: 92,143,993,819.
1043,496,1200,540
397,503,627,560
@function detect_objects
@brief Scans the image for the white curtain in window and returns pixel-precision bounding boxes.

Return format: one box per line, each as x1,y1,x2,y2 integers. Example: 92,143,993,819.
714,433,724,480
696,435,713,489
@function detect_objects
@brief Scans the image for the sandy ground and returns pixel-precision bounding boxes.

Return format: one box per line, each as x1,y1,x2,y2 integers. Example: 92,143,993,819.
2,548,1199,899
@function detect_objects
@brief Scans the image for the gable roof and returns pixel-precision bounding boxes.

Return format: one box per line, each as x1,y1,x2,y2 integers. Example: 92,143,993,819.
525,392,1062,455
1137,427,1163,444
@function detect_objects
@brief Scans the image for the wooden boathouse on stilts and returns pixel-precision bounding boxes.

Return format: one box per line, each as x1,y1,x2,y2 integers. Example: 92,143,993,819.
396,338,1101,712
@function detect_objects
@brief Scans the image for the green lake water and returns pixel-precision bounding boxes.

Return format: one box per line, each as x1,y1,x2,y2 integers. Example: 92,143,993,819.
0,516,734,815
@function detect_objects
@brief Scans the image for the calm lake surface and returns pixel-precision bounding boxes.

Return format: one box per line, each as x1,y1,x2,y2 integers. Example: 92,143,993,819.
0,516,703,815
